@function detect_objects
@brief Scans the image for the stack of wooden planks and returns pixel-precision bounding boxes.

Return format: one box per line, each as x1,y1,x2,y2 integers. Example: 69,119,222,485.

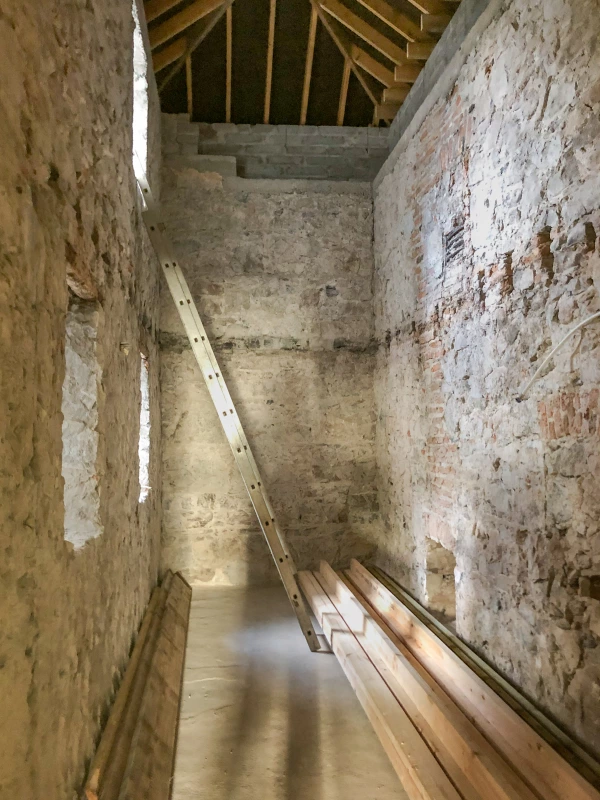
299,560,600,800
84,570,192,800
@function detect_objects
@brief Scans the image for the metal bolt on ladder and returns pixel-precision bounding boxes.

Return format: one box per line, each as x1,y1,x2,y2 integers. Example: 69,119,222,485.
135,156,329,653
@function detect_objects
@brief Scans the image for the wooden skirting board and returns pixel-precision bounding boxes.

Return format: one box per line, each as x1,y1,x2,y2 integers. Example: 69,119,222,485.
84,571,192,800
299,560,600,800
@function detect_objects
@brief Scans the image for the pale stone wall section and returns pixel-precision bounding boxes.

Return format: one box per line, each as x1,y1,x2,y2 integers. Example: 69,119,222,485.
0,0,162,797
160,164,380,585
373,0,600,752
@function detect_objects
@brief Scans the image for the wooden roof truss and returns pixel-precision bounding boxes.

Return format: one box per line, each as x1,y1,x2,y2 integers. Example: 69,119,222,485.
145,0,460,125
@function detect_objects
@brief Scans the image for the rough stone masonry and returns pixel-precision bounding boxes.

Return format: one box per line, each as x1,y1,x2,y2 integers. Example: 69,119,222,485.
0,1,162,797
373,0,600,754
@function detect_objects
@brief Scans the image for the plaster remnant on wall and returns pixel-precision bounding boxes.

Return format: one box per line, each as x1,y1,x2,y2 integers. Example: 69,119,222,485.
62,300,103,548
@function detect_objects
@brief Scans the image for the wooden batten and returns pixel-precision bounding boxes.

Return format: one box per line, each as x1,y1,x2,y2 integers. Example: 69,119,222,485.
319,0,408,65
318,562,539,800
299,569,463,800
347,560,600,800
407,40,436,59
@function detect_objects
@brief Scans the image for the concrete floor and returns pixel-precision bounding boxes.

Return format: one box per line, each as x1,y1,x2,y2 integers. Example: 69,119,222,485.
172,585,407,800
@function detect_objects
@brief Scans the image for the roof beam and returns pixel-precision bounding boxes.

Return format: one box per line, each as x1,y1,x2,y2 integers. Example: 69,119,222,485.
407,40,436,59
144,0,184,24
350,44,394,86
421,11,452,33
300,7,318,125
354,0,424,42
319,0,407,65
406,0,448,13
374,102,400,123
394,62,423,82
149,0,224,50
383,85,410,104
263,0,277,124
158,0,233,92
186,54,193,116
225,6,232,122
337,57,351,125
152,36,187,72
311,1,380,106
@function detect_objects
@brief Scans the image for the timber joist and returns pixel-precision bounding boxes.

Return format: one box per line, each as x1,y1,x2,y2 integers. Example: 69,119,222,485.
144,0,462,125
300,560,600,800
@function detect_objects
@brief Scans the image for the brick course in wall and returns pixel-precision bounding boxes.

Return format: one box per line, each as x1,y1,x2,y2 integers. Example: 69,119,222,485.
162,113,390,181
373,0,600,754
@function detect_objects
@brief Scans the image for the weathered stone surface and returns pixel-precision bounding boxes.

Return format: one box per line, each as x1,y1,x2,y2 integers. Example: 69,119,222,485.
373,0,600,752
160,163,380,584
0,1,162,797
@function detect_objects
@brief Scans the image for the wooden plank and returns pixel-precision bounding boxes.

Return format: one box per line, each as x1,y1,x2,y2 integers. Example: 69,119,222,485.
350,44,394,86
118,574,192,800
354,0,424,42
407,0,448,14
394,62,422,82
185,54,193,116
406,40,436,59
319,562,540,800
348,560,600,800
300,7,318,124
149,0,224,50
298,569,463,800
86,573,174,800
263,0,277,124
374,102,400,122
337,57,351,125
421,11,452,33
144,0,184,24
84,587,163,800
225,6,232,122
158,1,233,92
383,85,410,104
319,0,408,65
152,37,187,72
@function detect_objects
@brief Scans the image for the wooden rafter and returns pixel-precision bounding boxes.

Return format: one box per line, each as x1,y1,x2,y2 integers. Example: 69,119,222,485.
350,44,395,86
337,57,351,125
149,0,224,50
264,0,277,124
157,1,233,92
300,7,318,125
374,102,401,123
186,54,193,115
383,85,409,104
225,6,232,122
144,0,184,24
354,0,424,42
407,0,449,13
394,61,423,82
421,11,452,32
407,40,436,59
152,36,187,72
319,0,408,66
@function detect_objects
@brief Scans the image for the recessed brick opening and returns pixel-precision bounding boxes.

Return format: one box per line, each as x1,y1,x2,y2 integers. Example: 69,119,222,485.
424,538,456,624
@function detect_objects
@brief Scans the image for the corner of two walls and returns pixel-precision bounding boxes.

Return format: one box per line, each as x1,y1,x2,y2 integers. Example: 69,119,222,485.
0,2,162,797
371,0,600,754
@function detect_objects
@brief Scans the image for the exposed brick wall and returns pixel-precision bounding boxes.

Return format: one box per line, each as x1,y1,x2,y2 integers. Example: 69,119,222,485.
373,0,600,753
162,113,390,181
0,1,162,796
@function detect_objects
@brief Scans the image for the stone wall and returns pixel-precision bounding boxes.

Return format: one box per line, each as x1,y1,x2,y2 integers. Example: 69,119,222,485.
373,0,600,753
0,1,162,797
160,161,380,585
162,114,390,181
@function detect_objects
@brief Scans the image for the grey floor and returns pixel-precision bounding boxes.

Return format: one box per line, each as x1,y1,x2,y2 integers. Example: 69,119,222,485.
172,585,407,800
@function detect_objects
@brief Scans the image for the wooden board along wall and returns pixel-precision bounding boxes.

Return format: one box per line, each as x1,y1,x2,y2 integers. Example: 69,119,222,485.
298,569,464,800
317,561,539,800
347,559,600,800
